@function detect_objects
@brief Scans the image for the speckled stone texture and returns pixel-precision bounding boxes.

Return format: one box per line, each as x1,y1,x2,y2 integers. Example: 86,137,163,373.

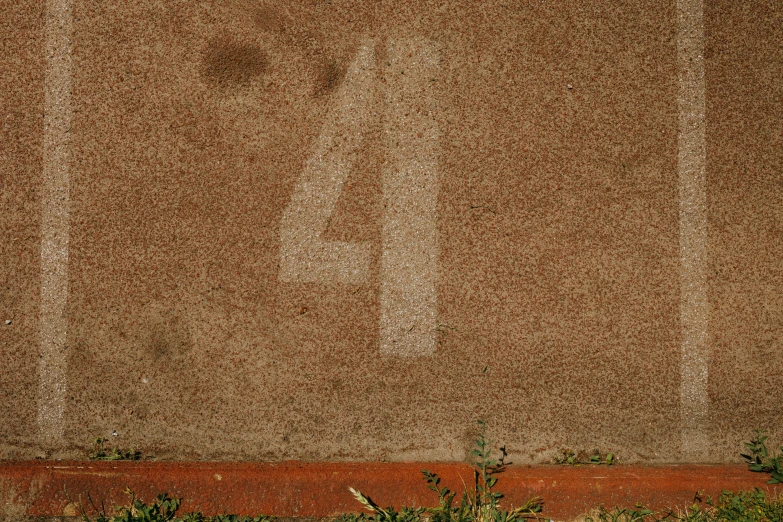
706,1,783,458
0,0,780,463
0,0,44,457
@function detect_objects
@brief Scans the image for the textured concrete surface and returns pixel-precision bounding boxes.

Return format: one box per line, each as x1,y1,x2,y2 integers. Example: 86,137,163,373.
0,0,44,456
706,1,783,458
0,0,781,463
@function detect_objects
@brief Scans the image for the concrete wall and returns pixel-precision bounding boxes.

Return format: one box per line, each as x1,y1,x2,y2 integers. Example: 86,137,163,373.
0,0,781,463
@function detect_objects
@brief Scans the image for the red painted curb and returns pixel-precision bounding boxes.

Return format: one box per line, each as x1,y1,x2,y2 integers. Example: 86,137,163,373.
1,462,780,520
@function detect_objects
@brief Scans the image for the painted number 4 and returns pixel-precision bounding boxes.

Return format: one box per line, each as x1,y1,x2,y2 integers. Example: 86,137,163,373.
279,38,438,357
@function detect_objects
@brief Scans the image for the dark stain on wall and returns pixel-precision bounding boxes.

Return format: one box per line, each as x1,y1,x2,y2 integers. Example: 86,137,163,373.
245,2,349,97
202,37,267,89
315,59,347,96
145,315,193,359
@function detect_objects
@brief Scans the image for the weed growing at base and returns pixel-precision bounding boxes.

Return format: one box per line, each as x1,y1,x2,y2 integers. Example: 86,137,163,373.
340,425,783,522
89,437,142,461
743,430,783,484
73,488,783,522
71,427,783,521
78,489,272,522
341,420,543,522
585,489,783,521
553,448,614,466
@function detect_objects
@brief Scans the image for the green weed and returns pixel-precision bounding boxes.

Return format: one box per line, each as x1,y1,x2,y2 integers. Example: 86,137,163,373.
76,489,273,522
89,437,142,461
70,487,783,522
182,514,275,522
583,489,783,522
742,430,783,484
706,489,783,521
343,420,544,522
71,428,783,522
583,504,655,522
80,490,180,522
554,448,614,466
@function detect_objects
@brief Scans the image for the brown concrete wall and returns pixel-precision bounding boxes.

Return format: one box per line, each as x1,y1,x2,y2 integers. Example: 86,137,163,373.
707,0,783,458
0,0,780,463
0,0,43,455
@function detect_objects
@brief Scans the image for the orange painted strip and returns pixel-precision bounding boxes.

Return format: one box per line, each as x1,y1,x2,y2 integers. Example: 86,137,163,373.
1,462,780,520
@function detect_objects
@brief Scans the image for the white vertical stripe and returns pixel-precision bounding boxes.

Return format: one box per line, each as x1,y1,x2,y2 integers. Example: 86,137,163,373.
39,0,72,441
677,0,708,460
380,39,439,357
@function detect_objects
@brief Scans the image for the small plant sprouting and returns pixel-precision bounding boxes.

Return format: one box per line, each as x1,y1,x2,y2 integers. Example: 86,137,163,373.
554,448,614,466
345,421,543,522
89,437,142,461
76,489,274,522
584,489,783,521
742,429,783,484
583,504,654,522
78,490,180,522
66,485,783,522
182,513,276,522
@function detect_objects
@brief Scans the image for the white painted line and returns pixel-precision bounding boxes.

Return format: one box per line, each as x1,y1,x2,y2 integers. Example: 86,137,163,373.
39,0,72,441
380,39,439,357
677,0,708,460
278,42,375,285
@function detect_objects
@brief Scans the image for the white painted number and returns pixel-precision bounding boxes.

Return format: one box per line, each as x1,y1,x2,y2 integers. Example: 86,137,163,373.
279,38,439,357
278,42,375,285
